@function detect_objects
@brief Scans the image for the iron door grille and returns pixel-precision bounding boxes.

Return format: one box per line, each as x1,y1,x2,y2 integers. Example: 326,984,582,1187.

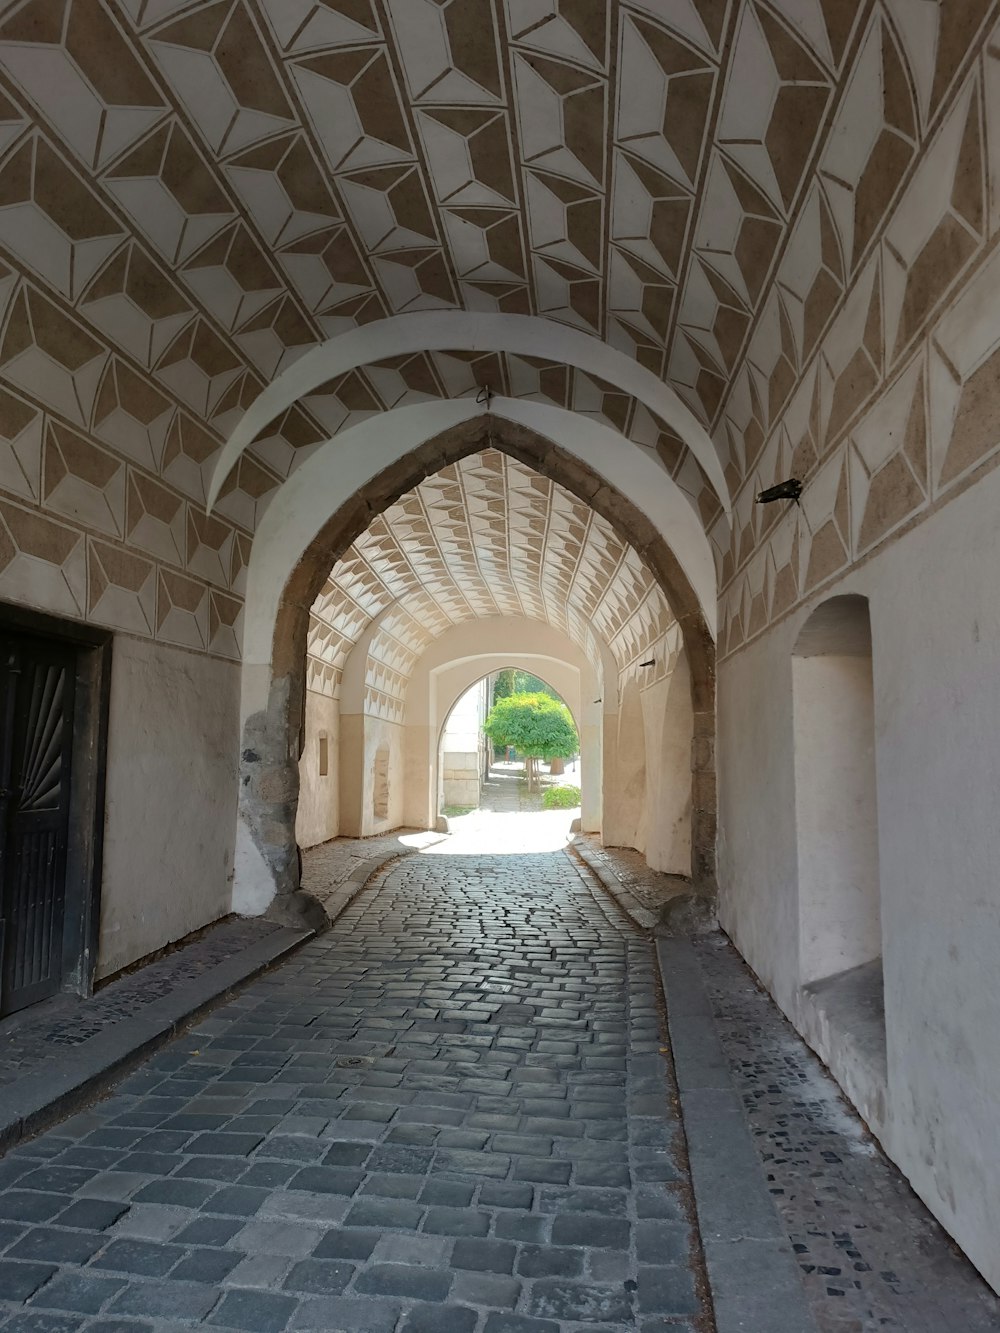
0,634,76,1014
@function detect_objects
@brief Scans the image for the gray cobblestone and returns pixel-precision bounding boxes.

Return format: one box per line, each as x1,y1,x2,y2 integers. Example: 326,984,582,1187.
0,845,709,1332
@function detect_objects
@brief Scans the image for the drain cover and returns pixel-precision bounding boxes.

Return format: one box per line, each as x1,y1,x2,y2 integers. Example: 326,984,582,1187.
336,1056,372,1068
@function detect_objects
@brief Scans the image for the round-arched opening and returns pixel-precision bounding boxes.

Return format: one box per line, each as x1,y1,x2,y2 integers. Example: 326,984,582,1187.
436,669,585,829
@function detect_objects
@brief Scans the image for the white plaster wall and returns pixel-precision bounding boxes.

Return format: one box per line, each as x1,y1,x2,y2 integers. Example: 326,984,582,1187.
99,636,238,979
793,651,881,984
338,713,406,838
717,463,1000,1294
441,680,484,808
644,655,693,875
442,680,483,754
296,691,340,848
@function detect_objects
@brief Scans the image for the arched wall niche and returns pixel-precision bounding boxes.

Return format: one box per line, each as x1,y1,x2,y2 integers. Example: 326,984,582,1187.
235,416,716,927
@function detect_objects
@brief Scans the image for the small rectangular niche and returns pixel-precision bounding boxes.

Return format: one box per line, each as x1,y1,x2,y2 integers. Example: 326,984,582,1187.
318,733,329,778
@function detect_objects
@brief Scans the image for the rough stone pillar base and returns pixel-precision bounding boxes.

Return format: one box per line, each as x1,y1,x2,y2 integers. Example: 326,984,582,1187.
266,889,329,934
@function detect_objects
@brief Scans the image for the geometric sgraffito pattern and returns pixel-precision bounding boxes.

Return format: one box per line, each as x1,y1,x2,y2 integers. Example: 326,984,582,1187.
307,448,677,718
0,1,996,667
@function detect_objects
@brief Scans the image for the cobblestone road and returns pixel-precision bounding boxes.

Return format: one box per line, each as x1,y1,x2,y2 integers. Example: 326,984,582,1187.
0,848,708,1333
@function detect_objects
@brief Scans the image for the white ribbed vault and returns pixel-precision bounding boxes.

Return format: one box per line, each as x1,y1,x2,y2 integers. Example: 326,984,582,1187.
308,446,679,723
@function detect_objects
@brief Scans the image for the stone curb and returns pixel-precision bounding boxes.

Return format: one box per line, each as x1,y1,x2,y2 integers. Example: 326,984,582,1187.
569,838,659,930
657,936,820,1333
0,924,310,1154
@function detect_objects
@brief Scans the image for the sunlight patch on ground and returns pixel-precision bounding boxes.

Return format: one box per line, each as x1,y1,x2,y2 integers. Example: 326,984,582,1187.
396,830,451,850
418,806,580,855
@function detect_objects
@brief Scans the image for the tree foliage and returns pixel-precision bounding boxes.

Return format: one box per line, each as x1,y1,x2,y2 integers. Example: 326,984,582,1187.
492,670,559,705
483,691,579,761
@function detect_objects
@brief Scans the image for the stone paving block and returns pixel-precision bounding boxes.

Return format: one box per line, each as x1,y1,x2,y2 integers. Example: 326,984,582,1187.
174,1156,247,1182
483,1316,560,1333
550,1214,630,1249
109,1279,218,1320
230,1219,325,1257
516,1244,584,1277
289,1294,400,1331
286,1167,364,1196
257,1193,350,1225
0,1261,57,1301
512,1159,571,1184
186,1133,263,1157
173,1215,243,1246
449,1270,521,1308
636,1220,691,1266
312,1229,379,1261
7,1229,103,1266
400,1302,477,1332
354,1262,451,1301
171,1247,242,1283
224,1253,293,1290
208,1287,299,1331
343,1199,423,1230
635,1264,701,1316
371,1233,450,1267
478,1182,533,1210
528,1278,633,1323
282,1257,355,1295
202,1186,270,1217
321,1142,373,1168
51,1200,128,1233
29,1270,126,1313
415,1179,474,1207
422,1207,490,1238
0,1194,68,1224
360,1172,424,1200
130,1178,214,1209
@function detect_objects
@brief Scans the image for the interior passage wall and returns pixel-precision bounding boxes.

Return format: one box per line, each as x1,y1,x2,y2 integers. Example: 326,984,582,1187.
296,690,340,849
440,680,485,810
717,464,1000,1295
338,713,406,838
99,635,239,979
603,664,692,877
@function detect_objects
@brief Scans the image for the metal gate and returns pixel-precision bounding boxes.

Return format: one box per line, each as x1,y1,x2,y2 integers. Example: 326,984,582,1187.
0,632,76,1015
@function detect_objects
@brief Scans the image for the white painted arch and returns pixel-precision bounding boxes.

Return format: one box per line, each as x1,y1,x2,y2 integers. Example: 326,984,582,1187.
241,399,718,724
398,618,604,833
208,312,731,515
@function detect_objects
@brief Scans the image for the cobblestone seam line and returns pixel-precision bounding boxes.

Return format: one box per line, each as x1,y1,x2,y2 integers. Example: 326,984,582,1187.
656,938,819,1333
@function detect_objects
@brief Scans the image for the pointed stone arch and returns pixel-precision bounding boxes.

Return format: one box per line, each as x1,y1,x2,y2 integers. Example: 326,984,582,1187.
235,415,716,925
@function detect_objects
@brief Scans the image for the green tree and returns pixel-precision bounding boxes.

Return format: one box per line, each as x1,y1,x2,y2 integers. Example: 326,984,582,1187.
483,692,579,792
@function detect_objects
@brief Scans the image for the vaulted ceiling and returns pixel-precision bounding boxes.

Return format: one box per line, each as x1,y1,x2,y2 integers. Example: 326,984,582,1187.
0,0,977,501
308,447,677,719
0,0,993,665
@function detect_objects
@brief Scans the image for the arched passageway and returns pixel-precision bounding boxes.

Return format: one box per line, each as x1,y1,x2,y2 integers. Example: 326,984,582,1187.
0,0,998,1309
241,420,712,923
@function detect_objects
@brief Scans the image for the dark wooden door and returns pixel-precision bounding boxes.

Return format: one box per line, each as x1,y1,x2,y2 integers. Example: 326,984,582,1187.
0,632,76,1015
